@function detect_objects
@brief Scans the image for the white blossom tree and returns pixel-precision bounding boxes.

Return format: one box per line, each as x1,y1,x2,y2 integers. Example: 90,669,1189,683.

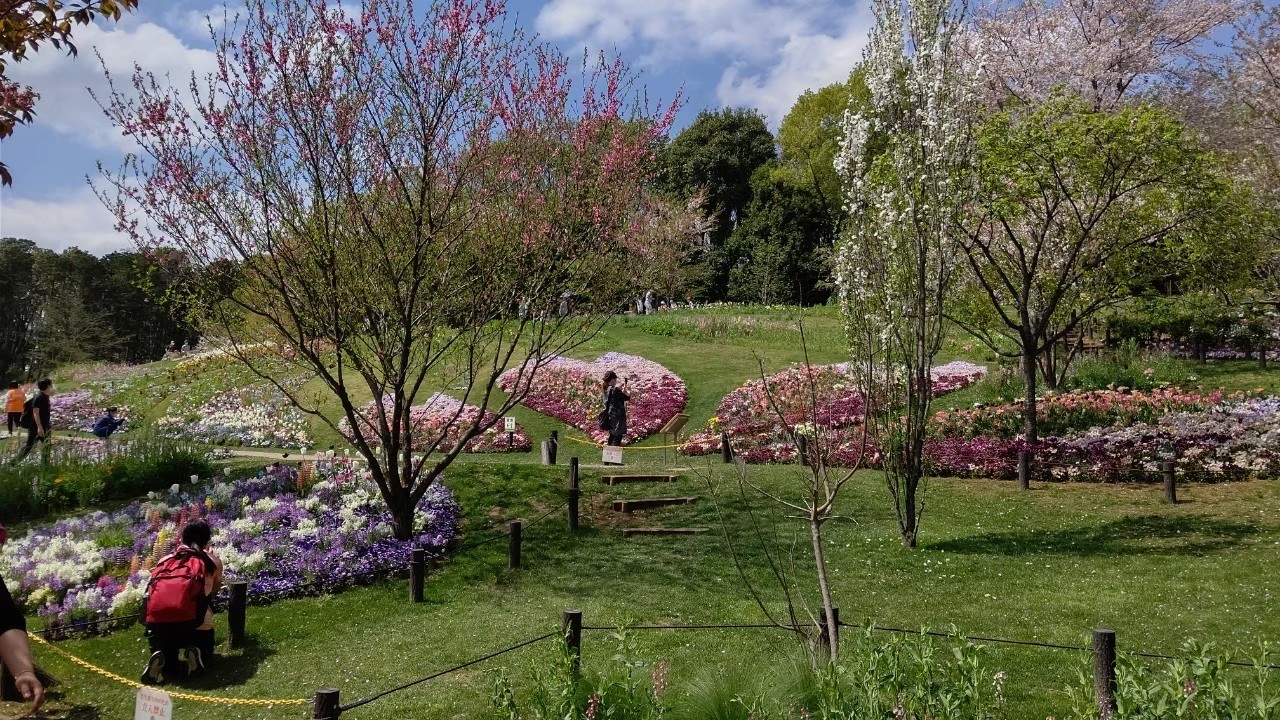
835,0,975,548
974,0,1238,111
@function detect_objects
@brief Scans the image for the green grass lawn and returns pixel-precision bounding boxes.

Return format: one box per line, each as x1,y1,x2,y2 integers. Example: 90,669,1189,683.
8,460,1280,719
8,308,1280,719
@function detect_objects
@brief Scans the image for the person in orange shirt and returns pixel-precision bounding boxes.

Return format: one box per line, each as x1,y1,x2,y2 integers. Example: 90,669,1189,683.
5,382,24,437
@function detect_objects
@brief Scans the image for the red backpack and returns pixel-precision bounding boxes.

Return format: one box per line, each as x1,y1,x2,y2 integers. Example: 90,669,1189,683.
144,547,212,625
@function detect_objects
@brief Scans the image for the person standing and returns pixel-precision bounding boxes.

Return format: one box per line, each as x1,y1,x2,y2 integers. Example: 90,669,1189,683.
5,383,24,437
1,525,46,714
14,378,52,464
601,371,630,454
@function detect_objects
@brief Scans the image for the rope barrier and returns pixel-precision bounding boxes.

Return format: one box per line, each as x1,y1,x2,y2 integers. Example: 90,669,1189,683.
27,632,310,706
335,631,557,712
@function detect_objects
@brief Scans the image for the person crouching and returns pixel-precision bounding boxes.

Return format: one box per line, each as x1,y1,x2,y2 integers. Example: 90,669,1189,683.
141,519,223,684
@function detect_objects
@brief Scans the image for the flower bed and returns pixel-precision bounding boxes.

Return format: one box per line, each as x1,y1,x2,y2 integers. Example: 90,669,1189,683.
498,352,688,444
681,361,987,464
925,398,1280,482
930,387,1247,440
156,382,312,449
49,390,131,433
338,393,531,453
0,459,460,630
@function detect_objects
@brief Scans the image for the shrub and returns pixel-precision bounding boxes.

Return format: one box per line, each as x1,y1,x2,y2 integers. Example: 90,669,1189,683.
0,435,212,523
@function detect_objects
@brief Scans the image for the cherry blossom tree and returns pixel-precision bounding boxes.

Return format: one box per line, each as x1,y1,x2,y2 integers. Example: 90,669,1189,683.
836,0,976,549
94,0,676,539
974,0,1238,110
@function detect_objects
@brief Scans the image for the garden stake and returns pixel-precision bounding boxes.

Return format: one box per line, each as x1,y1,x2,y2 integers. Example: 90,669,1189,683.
410,547,426,603
1162,461,1177,504
509,520,522,570
313,689,340,719
562,610,583,674
1092,628,1117,716
227,581,247,649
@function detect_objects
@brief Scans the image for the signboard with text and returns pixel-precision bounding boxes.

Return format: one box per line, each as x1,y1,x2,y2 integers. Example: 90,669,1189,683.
136,687,173,720
504,416,516,432
602,446,623,465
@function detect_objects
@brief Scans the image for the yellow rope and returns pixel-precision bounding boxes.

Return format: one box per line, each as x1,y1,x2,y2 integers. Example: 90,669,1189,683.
28,632,309,707
561,435,687,450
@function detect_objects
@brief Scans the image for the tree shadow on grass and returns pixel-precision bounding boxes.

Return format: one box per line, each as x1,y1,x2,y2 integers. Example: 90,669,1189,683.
930,515,1261,557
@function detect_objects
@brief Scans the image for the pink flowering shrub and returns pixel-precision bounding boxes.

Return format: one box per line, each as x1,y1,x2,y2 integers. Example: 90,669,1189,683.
497,352,688,444
681,361,987,464
931,387,1248,440
339,393,530,453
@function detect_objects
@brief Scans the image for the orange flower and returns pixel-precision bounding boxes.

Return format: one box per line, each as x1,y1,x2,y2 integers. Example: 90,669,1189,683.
54,477,63,484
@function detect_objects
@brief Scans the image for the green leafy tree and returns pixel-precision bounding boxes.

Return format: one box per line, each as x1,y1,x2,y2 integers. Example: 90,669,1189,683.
0,238,38,379
776,67,872,235
725,163,834,305
657,107,776,299
950,95,1236,444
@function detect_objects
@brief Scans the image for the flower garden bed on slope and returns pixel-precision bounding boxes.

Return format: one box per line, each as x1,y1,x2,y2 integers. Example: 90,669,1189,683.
497,352,688,444
338,393,532,453
50,390,132,433
927,396,1280,482
680,361,987,465
0,459,460,630
156,381,313,449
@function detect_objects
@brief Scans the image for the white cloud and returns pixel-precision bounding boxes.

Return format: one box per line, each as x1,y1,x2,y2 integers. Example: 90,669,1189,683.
535,0,872,126
8,20,217,152
1,187,132,255
717,11,871,125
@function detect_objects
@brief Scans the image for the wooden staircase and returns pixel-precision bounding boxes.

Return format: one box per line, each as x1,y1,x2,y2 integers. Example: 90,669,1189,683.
602,474,678,486
613,496,698,513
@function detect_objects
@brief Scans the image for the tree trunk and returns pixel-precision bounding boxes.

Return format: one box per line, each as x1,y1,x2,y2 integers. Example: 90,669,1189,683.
901,476,918,549
391,501,415,541
1022,349,1039,445
810,518,839,660
1260,343,1268,370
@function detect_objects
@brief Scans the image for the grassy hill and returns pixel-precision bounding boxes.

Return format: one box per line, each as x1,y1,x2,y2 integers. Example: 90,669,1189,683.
8,307,1280,719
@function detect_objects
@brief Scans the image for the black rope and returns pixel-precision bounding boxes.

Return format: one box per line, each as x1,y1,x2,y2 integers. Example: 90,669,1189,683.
452,498,569,553
336,631,557,712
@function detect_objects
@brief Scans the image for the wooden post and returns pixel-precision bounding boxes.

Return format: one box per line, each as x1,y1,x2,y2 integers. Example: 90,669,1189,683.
562,610,583,673
720,430,732,463
507,431,514,451
1092,629,1116,717
313,688,341,720
508,520,522,570
549,431,559,465
1018,450,1031,491
818,605,840,649
1161,461,1177,504
227,580,248,649
568,457,580,532
797,435,810,467
409,547,426,603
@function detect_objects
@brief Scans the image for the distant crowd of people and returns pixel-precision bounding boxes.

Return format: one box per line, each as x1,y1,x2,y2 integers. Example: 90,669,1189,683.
632,289,696,315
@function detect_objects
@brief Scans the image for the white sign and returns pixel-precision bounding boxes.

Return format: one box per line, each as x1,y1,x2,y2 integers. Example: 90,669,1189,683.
504,416,516,432
136,687,173,720
602,446,623,465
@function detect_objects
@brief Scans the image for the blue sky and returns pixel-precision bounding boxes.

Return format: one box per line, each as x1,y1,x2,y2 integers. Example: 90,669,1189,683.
0,0,872,255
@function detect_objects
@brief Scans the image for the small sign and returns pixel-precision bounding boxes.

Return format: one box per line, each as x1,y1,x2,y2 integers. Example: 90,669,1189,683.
602,446,623,465
504,416,516,432
136,687,173,720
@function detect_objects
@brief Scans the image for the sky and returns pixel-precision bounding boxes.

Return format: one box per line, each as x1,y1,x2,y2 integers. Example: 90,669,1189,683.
0,0,873,256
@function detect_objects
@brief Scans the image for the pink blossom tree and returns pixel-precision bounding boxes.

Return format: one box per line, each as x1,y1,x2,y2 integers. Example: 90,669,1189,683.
974,0,1238,110
94,0,676,539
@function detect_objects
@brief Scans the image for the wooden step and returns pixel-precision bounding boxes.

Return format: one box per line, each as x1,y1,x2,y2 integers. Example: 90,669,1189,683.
602,474,678,485
613,496,698,513
621,527,709,536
